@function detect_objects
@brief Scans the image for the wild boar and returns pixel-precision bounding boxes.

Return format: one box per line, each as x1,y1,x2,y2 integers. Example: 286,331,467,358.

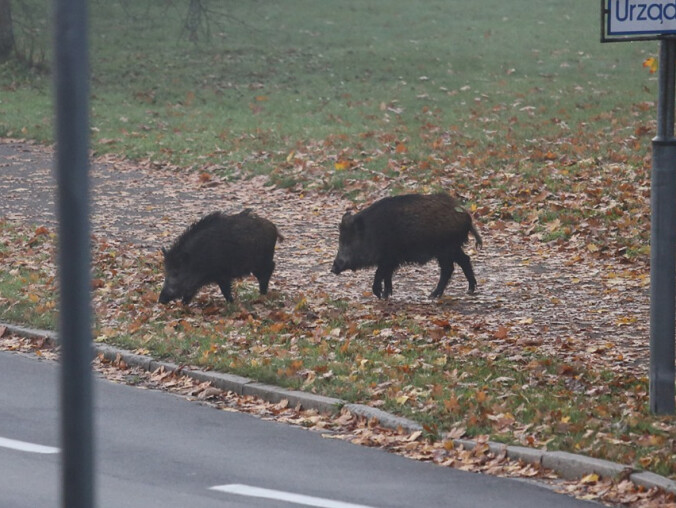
331,193,482,299
159,209,283,304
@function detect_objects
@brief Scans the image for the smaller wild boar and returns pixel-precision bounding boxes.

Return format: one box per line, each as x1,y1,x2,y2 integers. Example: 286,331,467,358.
331,193,482,299
159,209,283,304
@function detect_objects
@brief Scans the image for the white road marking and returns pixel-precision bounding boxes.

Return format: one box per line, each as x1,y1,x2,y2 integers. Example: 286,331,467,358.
0,436,59,454
210,484,377,508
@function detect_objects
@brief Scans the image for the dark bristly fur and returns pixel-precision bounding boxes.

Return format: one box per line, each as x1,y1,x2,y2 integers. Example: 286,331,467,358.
331,193,482,299
159,209,283,304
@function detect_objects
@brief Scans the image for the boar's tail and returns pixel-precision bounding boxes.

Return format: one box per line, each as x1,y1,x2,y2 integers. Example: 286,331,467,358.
469,223,483,250
276,228,285,243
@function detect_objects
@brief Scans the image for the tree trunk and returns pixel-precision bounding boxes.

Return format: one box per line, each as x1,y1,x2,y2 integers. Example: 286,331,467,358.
0,0,15,62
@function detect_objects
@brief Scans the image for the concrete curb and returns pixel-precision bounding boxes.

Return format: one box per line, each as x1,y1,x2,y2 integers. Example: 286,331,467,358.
3,322,675,496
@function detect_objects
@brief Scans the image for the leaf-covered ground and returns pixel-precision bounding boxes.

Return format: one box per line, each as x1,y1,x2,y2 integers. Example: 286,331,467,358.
0,140,674,507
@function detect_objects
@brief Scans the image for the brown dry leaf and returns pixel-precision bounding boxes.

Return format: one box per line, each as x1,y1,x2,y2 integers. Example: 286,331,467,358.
493,325,509,340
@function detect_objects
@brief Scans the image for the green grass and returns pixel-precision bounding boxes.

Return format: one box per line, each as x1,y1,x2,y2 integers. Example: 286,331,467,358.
0,269,55,329
1,0,657,170
0,221,58,329
1,2,658,259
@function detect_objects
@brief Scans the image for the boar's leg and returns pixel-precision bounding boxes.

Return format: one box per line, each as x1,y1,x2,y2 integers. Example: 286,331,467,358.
454,249,477,294
372,272,383,299
218,280,234,302
431,256,455,298
254,261,275,295
383,269,394,299
373,264,395,299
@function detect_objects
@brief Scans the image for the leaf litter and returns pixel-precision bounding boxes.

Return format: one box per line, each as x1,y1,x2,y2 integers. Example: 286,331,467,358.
0,139,674,507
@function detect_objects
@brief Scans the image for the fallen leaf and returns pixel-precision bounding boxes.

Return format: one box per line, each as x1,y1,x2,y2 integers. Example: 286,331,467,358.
580,473,599,484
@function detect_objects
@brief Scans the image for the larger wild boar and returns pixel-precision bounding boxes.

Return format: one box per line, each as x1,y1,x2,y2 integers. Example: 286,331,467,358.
331,193,482,299
159,209,283,304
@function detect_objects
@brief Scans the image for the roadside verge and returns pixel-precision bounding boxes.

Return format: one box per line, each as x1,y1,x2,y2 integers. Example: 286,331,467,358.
3,321,675,498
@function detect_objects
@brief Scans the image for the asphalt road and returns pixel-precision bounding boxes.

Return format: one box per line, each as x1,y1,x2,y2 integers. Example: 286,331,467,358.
0,351,599,508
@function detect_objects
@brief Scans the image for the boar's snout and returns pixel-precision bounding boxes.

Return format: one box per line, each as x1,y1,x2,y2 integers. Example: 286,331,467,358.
332,254,355,274
331,259,344,275
158,289,172,304
159,283,179,304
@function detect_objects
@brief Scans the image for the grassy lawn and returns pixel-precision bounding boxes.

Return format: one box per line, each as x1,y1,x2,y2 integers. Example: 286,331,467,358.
0,224,57,330
1,0,674,492
2,0,657,256
2,1,656,175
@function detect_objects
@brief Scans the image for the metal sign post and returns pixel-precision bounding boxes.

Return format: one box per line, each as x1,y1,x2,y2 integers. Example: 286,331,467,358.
53,0,96,505
650,39,676,414
602,0,676,414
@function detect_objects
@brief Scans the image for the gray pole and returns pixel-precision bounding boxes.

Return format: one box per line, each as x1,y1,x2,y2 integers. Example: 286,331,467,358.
53,0,96,505
649,38,676,414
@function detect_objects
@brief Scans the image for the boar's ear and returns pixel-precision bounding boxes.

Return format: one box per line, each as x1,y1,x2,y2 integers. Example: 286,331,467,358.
340,212,365,234
352,215,365,234
340,212,353,229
